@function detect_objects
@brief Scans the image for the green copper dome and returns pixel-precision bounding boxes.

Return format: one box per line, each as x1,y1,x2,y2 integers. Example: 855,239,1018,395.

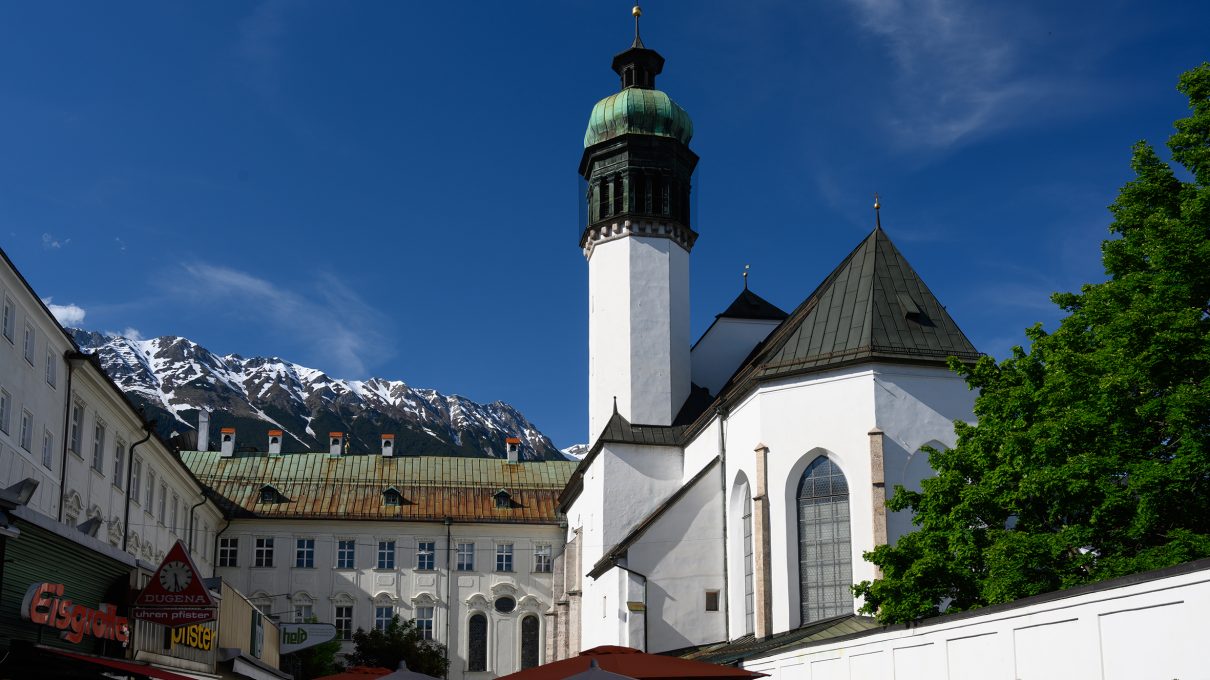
584,88,693,148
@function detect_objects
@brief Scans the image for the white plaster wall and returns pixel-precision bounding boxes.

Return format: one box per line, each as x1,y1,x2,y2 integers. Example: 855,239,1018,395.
600,442,684,547
742,564,1210,680
587,235,689,442
690,318,781,397
578,567,621,651
626,464,726,652
217,519,560,680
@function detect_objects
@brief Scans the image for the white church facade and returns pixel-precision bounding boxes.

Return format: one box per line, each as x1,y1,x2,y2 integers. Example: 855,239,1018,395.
549,22,981,658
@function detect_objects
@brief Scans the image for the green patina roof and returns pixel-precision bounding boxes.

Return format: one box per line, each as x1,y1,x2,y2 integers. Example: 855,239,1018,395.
584,88,693,148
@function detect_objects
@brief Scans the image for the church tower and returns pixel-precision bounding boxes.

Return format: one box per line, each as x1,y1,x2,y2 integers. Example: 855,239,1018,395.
582,7,698,441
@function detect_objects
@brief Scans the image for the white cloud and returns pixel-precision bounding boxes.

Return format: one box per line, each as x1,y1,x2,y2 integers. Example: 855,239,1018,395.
115,237,127,252
42,298,86,326
841,0,1074,149
42,233,71,249
170,264,388,378
121,327,144,341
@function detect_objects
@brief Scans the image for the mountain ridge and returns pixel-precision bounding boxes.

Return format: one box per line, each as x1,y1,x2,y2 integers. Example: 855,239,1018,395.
69,329,561,460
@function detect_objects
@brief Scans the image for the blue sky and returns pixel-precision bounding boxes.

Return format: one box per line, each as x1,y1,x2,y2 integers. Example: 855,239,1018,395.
2,1,1207,449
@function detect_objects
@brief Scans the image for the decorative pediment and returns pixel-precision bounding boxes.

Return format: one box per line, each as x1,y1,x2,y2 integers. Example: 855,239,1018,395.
490,582,520,597
87,504,103,520
128,532,141,551
411,591,439,606
107,517,123,545
291,592,314,605
517,594,546,612
371,592,399,606
330,592,356,606
465,593,490,609
63,490,82,516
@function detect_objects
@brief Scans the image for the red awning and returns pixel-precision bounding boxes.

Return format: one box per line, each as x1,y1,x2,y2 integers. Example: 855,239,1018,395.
496,646,767,680
41,646,201,680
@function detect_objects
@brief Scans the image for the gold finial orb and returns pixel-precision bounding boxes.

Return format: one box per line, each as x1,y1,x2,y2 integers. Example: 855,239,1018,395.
874,193,881,210
633,5,642,17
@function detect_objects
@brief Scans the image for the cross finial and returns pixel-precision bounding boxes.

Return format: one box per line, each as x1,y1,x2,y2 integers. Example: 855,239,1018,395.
743,264,750,290
632,5,644,47
874,193,882,230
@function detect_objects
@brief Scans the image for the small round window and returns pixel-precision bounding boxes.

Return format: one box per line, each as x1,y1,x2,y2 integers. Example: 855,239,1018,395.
494,596,516,613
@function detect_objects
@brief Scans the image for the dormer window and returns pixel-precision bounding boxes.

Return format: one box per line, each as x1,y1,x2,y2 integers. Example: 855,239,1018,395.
383,487,403,507
494,489,512,509
259,485,286,504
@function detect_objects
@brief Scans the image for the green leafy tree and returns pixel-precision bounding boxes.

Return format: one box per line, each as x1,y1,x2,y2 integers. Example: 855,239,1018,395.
289,617,345,680
347,616,449,678
854,63,1210,624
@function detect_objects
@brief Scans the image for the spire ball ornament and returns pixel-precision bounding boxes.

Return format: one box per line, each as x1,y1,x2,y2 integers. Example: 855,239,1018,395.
633,5,642,17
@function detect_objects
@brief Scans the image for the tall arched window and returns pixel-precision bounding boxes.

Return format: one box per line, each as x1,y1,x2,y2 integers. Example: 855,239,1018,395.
741,484,754,636
520,615,540,669
796,456,852,623
467,613,487,672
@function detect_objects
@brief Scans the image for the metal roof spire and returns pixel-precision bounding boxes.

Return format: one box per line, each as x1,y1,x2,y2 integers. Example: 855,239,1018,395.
874,193,882,230
632,5,645,48
743,264,750,290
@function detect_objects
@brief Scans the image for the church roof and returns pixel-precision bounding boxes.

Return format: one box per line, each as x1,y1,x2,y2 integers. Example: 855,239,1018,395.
749,227,979,382
716,288,789,321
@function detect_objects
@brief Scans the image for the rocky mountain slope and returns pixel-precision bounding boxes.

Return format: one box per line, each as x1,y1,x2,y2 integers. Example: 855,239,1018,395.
69,330,560,460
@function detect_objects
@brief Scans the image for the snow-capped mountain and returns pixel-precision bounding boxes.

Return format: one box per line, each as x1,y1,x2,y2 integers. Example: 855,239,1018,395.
69,329,560,460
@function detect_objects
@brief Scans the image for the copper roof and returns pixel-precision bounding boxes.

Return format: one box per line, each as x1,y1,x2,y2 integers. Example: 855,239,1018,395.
181,451,576,523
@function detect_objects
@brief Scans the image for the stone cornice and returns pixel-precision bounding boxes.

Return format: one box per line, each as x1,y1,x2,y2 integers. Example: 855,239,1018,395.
581,218,698,258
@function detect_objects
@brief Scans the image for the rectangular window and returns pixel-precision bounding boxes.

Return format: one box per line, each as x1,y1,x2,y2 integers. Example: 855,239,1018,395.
0,388,9,433
377,540,395,569
131,457,142,501
705,590,720,612
337,539,355,569
92,421,107,472
296,538,315,568
456,543,475,571
45,349,56,387
113,439,126,489
255,537,274,567
41,430,54,469
158,482,167,524
171,493,180,534
293,604,314,623
146,470,156,510
534,544,552,573
335,606,353,640
415,606,434,640
69,402,84,455
495,543,513,572
374,606,393,631
417,541,435,570
219,537,239,567
23,322,34,364
19,410,33,451
1,295,13,341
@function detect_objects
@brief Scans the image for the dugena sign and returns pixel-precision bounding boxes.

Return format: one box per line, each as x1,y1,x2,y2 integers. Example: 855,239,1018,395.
21,582,130,645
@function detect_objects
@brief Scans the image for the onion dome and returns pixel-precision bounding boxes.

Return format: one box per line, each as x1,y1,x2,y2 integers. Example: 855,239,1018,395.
584,88,694,148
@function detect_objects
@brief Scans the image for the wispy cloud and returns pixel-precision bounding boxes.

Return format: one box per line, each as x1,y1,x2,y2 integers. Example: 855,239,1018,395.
842,0,1078,149
237,0,290,99
42,233,70,249
168,264,388,378
120,327,144,341
114,237,127,252
42,298,86,326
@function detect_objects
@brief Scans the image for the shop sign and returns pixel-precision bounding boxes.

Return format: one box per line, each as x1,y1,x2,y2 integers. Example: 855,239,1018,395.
132,607,216,628
171,623,216,651
134,539,217,626
280,623,338,654
20,582,130,645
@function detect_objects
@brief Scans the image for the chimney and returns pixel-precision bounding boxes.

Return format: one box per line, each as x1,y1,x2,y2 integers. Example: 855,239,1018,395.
268,430,283,456
197,410,211,451
219,428,236,458
505,437,522,464
381,434,395,458
329,432,344,457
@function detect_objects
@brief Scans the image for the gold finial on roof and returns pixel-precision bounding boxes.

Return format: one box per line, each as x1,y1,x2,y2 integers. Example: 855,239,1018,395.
633,5,642,17
743,264,750,290
874,193,882,229
632,5,643,46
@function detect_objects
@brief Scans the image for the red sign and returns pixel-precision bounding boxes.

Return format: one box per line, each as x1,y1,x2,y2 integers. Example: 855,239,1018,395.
21,582,130,645
132,607,215,627
135,540,217,609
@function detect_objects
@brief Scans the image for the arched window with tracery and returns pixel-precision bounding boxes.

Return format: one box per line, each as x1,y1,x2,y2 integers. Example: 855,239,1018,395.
520,614,540,669
467,613,487,672
741,484,754,636
796,456,852,623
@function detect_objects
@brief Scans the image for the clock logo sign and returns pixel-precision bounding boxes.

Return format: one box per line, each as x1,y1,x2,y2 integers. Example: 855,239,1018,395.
158,561,194,593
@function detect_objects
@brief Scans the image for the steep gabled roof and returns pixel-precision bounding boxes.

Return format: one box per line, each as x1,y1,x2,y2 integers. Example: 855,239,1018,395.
717,288,789,321
752,227,979,381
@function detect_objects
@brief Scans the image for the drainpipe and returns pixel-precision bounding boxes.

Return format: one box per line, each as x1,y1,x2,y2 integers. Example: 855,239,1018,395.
212,517,231,578
444,517,453,680
716,406,730,642
612,561,648,653
122,425,154,553
58,350,88,522
187,492,208,554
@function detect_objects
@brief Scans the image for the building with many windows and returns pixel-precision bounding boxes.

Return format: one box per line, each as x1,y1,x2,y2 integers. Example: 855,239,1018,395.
183,443,575,677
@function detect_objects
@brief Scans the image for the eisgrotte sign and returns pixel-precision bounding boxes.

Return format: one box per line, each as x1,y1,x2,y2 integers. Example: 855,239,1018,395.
21,582,130,645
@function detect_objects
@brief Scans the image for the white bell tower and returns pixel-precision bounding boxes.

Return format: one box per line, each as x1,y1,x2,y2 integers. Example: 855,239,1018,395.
580,19,698,442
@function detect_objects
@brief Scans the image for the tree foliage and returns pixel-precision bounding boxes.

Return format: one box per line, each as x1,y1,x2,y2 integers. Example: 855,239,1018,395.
290,617,345,680
854,63,1210,624
347,615,449,678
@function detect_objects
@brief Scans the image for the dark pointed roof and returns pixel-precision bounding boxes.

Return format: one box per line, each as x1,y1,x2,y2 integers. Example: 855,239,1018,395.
751,227,979,381
717,288,789,321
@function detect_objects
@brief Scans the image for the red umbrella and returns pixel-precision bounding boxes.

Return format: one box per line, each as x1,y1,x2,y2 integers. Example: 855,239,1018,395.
314,667,393,680
497,646,767,680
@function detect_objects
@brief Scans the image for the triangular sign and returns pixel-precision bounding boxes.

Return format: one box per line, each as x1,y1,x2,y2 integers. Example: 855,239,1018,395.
135,539,217,608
